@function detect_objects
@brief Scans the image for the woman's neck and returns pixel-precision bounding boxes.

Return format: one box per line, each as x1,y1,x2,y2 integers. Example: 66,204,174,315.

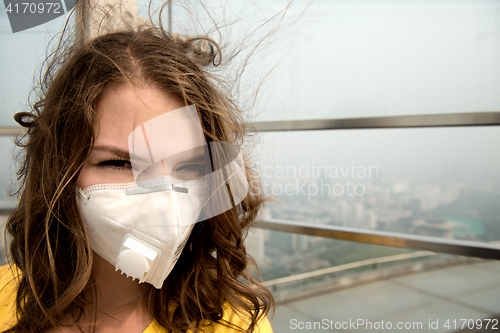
93,256,148,312
46,256,153,333
90,256,152,332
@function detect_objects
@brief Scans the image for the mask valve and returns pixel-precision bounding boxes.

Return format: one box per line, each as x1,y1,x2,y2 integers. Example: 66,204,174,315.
115,234,161,282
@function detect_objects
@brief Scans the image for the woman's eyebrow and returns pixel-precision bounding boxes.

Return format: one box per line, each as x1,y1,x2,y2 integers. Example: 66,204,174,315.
92,145,130,159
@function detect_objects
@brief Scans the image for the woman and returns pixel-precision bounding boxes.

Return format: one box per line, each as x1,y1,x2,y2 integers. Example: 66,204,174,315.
0,16,273,333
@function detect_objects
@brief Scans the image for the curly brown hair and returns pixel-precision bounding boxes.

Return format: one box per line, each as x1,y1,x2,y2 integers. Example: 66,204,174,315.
4,21,273,333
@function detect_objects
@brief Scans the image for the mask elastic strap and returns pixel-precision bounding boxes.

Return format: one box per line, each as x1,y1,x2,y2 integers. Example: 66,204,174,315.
77,188,89,204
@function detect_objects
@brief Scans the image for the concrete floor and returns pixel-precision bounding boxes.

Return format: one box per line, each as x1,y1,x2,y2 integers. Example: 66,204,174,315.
271,260,500,332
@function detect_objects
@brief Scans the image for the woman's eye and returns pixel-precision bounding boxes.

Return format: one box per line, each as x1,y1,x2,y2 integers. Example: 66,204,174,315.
174,163,204,180
97,159,132,169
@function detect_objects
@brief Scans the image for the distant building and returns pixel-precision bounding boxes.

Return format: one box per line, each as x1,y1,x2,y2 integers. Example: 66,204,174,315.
0,215,7,265
375,208,412,230
291,234,309,252
351,203,364,228
365,210,378,229
246,229,266,263
337,200,350,227
268,231,293,252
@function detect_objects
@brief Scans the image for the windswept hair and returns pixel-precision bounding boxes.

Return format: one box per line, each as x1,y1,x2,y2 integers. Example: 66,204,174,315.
4,20,273,333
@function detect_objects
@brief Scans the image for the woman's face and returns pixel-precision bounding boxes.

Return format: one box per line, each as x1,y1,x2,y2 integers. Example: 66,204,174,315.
77,83,184,189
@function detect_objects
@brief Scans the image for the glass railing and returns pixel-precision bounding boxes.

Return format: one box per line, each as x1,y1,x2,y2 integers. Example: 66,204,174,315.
247,113,500,332
251,115,500,245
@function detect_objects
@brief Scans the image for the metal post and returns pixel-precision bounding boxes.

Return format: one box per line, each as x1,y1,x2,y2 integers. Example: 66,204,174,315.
168,0,172,33
77,0,140,40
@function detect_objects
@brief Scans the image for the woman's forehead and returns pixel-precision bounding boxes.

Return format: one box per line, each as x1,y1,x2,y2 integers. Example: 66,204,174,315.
93,83,185,149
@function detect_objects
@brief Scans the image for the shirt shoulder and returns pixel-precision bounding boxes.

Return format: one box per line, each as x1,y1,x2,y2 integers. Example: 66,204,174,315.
143,305,274,333
214,305,273,333
0,264,18,331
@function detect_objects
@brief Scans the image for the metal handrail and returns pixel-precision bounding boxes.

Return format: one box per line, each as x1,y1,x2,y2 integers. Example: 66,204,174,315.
0,127,24,136
2,111,500,137
250,112,500,132
256,219,500,260
1,213,500,260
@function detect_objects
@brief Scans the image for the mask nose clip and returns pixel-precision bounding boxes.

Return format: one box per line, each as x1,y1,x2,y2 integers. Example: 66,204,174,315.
124,178,189,196
125,179,173,196
173,185,188,193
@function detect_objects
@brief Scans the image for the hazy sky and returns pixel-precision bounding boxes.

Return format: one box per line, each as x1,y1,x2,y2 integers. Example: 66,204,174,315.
2,0,500,123
253,126,500,186
256,0,500,121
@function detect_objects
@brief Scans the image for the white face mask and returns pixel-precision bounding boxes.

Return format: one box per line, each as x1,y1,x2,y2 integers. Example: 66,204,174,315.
77,105,249,289
77,177,204,289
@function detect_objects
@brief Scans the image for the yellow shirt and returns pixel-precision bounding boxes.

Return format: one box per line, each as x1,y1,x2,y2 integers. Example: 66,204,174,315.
0,265,273,333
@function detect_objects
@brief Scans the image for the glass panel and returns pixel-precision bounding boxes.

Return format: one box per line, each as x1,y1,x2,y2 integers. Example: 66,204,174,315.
254,126,500,245
255,0,500,121
91,0,500,123
141,0,500,121
5,0,495,124
0,137,18,207
0,6,71,126
1,2,69,264
0,136,19,265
